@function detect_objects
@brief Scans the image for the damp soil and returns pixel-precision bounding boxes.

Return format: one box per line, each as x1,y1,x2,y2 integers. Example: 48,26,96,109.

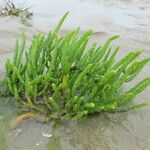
0,0,150,150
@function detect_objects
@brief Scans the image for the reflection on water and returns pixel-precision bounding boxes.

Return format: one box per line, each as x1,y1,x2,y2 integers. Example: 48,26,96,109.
0,97,16,150
0,0,150,149
46,137,61,150
0,119,7,150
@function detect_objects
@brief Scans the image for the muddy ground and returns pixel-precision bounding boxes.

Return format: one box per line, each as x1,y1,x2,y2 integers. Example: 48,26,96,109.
0,0,150,149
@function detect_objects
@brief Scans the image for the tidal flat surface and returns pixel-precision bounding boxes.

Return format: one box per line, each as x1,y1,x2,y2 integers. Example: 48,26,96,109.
0,0,150,149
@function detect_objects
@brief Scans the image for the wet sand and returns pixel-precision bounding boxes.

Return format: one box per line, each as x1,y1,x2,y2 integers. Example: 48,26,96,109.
0,0,150,149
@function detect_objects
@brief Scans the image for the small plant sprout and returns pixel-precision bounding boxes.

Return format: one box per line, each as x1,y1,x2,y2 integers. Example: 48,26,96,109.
0,12,150,125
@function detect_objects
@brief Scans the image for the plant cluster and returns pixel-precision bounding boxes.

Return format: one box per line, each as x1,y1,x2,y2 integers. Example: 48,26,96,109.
0,12,150,121
0,0,32,18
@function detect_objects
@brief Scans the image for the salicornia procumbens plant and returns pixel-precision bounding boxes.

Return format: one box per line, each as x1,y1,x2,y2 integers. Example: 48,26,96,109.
0,12,150,121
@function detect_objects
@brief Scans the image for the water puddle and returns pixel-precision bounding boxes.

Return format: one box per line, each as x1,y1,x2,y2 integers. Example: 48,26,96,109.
0,97,16,150
46,137,61,150
0,119,7,150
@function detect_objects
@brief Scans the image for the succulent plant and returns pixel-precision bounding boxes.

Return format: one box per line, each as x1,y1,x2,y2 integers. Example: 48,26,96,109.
0,12,150,121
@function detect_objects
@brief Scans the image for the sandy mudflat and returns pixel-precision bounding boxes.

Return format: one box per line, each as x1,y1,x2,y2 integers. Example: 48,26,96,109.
0,0,150,149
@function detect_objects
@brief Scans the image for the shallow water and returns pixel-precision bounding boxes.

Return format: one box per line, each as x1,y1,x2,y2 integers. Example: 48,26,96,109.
0,97,16,150
0,0,150,149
